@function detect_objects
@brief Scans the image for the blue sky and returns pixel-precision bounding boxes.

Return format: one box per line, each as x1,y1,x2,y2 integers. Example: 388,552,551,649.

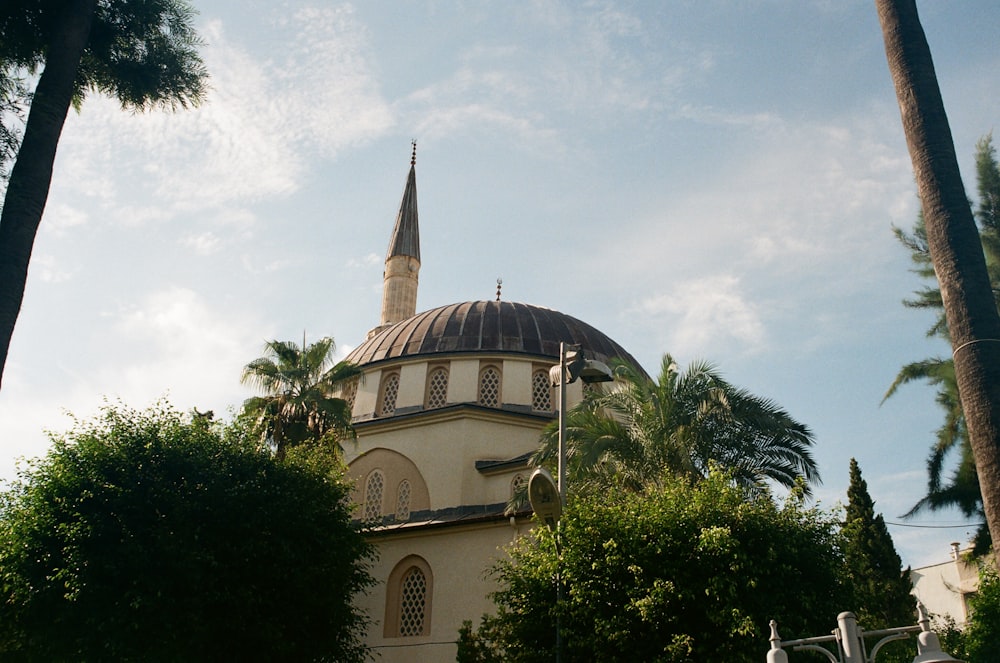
2,0,998,569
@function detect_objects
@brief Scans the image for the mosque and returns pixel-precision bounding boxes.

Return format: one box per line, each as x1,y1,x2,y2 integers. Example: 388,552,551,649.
339,145,642,662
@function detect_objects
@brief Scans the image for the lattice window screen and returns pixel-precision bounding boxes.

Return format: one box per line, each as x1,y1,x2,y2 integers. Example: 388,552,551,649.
532,369,552,411
379,373,400,416
341,376,359,411
364,470,384,521
426,368,448,409
396,480,412,521
398,567,427,636
478,367,501,407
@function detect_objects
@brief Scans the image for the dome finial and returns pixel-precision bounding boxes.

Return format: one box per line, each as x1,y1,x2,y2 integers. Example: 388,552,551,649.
496,277,503,302
411,139,417,166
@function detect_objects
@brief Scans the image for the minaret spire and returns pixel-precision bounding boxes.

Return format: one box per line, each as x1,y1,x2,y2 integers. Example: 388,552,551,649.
371,142,421,338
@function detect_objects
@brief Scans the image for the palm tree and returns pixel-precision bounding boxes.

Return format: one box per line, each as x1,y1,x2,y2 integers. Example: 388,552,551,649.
532,354,819,497
884,357,984,532
0,0,207,388
885,136,1000,553
878,0,1000,567
241,337,360,460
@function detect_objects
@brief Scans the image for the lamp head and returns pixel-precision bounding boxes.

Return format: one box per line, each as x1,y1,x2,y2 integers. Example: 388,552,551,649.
527,468,562,529
579,359,614,384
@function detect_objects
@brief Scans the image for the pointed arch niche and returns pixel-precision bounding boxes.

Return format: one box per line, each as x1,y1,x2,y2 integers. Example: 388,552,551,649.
347,448,430,522
384,555,433,638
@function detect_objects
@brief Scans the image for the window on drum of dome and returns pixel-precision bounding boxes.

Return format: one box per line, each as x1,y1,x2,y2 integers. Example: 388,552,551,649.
531,368,552,412
379,372,400,416
478,366,501,408
425,367,448,409
340,376,359,412
364,470,384,521
396,479,411,521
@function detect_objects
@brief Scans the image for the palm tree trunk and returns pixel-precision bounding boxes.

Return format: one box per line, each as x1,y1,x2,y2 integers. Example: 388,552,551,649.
0,0,97,389
877,0,1000,566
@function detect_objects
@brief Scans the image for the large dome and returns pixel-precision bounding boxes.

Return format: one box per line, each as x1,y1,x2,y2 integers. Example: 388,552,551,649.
346,300,643,370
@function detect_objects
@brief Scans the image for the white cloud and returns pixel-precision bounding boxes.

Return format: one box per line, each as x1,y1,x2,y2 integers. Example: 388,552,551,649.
398,2,675,152
412,101,558,151
674,104,782,129
240,254,291,274
41,203,88,236
632,275,765,358
51,7,393,230
107,287,266,409
274,6,394,152
593,110,919,365
182,231,222,255
403,67,550,145
31,254,73,284
347,253,381,268
607,111,916,283
0,287,269,482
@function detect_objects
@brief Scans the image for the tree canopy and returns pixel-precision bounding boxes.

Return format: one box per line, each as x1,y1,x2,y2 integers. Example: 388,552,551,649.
842,458,914,633
533,355,819,497
0,0,206,109
0,402,374,662
240,336,359,460
468,472,849,662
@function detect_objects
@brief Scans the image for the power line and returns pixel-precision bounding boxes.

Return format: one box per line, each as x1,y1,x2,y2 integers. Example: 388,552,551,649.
884,520,983,529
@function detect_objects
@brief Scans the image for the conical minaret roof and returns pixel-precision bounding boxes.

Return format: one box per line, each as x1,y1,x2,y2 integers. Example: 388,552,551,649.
370,142,422,337
386,141,420,261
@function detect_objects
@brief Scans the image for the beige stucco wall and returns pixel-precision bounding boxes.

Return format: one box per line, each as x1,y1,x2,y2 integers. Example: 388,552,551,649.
347,411,544,510
502,359,532,406
360,519,533,663
343,352,593,662
397,362,427,410
352,354,591,420
353,368,380,419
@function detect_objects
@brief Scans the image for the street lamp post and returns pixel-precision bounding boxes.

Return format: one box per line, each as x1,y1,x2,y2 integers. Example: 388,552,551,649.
766,602,962,663
548,342,614,505
527,342,613,663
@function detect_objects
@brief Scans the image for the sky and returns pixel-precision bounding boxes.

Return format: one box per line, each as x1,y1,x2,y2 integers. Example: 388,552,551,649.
1,0,999,570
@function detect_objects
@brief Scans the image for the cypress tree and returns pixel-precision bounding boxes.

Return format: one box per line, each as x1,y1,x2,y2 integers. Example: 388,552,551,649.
843,458,915,629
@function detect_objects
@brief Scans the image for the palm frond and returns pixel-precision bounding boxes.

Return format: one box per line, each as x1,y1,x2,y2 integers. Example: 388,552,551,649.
529,353,818,497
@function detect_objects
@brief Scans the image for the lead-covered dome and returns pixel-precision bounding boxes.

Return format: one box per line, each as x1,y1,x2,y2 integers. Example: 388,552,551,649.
346,300,642,370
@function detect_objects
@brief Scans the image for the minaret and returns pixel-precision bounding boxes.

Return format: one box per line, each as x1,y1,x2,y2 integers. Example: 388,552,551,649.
370,142,421,338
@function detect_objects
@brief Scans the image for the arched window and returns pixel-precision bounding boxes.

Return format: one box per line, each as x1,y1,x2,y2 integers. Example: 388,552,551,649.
364,470,384,521
398,567,427,636
385,556,433,638
396,479,412,521
340,376,359,412
478,365,501,408
425,366,449,409
531,368,552,412
511,473,526,500
379,372,400,416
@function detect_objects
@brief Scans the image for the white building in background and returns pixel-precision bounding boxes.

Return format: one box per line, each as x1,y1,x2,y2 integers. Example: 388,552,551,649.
910,542,983,626
338,146,644,662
